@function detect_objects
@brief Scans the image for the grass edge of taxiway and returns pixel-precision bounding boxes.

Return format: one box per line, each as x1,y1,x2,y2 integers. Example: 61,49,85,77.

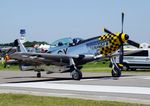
0,93,147,106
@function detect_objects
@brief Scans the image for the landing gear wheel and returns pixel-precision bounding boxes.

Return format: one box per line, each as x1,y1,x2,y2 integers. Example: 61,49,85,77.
71,69,82,80
37,72,41,78
111,67,121,77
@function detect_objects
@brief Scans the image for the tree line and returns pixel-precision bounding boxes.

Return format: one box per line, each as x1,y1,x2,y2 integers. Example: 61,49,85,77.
0,41,49,47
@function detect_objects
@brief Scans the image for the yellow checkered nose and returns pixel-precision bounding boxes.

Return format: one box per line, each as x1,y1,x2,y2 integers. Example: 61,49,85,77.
98,33,129,56
121,33,129,43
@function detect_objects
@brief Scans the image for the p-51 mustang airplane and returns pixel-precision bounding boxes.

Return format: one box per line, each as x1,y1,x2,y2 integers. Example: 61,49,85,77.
9,13,138,80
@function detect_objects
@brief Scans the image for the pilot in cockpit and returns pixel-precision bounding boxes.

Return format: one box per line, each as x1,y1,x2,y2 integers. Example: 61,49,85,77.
58,42,63,46
73,38,77,45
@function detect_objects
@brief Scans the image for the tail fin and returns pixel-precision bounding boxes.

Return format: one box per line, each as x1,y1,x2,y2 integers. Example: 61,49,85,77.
14,39,27,53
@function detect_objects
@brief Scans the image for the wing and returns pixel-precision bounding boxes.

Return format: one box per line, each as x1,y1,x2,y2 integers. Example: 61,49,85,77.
10,52,96,66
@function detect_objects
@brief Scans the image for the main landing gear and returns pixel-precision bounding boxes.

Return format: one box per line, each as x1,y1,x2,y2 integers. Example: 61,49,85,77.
69,58,82,80
111,58,122,77
111,64,121,77
37,71,41,78
71,69,82,80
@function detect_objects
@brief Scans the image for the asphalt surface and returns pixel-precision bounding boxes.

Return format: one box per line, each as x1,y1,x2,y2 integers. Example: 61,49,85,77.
0,71,150,105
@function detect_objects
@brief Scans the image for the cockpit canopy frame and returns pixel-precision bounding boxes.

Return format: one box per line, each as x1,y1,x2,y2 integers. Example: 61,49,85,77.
51,37,83,47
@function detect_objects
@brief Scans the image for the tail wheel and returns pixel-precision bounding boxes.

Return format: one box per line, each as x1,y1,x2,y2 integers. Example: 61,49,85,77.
71,69,82,80
111,66,121,77
37,72,41,78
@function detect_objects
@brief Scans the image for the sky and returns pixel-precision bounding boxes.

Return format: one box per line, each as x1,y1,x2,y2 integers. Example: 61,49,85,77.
0,0,150,44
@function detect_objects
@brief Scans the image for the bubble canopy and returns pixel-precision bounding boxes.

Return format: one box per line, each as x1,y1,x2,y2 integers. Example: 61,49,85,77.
51,37,83,47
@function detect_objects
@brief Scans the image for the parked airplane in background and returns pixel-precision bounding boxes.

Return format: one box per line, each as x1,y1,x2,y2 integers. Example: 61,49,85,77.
7,13,138,80
0,47,18,67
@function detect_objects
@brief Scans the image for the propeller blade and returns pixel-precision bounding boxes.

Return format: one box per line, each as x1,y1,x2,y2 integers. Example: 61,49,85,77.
1,42,17,58
119,12,125,64
127,40,140,48
121,12,124,33
6,48,12,54
0,49,9,57
103,28,117,36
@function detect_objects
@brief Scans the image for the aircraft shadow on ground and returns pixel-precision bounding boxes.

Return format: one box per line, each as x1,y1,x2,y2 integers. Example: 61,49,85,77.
5,75,134,83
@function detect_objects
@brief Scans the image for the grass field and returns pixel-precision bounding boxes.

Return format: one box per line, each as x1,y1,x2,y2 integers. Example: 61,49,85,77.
1,60,150,73
0,93,146,106
0,63,19,71
0,60,111,71
83,60,110,68
81,60,112,72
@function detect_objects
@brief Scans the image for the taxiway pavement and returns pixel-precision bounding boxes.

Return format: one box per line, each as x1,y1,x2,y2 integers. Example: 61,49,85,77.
0,71,150,105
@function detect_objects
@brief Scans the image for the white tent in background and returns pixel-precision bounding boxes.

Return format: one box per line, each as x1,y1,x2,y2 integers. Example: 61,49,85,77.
39,44,50,51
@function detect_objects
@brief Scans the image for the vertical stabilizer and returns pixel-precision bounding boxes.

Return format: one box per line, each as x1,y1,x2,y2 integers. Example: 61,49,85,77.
14,39,27,53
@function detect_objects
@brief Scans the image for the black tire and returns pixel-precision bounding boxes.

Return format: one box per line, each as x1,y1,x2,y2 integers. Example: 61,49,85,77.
111,67,121,77
71,69,82,80
37,72,41,78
